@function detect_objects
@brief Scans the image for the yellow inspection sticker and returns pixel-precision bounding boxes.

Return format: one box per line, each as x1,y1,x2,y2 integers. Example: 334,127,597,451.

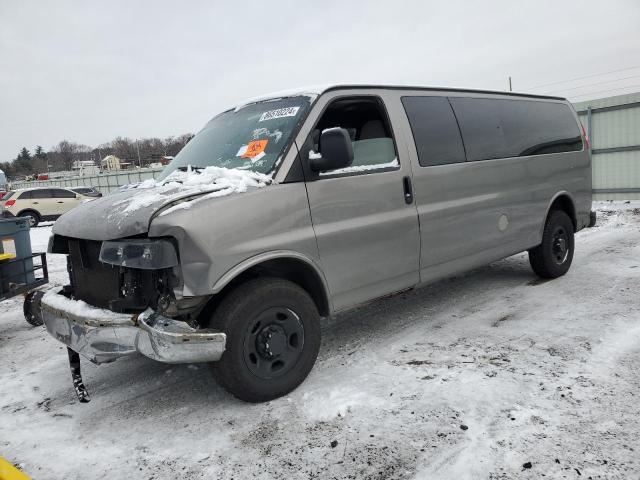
0,457,30,480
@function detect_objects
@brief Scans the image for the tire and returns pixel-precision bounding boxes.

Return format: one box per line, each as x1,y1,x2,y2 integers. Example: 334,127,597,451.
24,290,44,326
528,210,575,279
209,277,321,403
19,210,40,227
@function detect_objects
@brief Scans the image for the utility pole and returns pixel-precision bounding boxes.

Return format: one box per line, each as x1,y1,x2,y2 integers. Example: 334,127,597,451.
508,76,513,92
136,139,141,167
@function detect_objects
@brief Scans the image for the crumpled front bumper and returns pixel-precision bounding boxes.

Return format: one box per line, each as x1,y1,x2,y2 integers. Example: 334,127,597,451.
41,289,226,364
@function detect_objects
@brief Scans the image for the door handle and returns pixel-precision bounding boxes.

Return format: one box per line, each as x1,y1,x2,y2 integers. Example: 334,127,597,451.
57,201,64,204
33,202,39,205
402,176,413,205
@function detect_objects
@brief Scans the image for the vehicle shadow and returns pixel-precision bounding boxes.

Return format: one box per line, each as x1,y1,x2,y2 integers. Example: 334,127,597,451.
320,255,534,353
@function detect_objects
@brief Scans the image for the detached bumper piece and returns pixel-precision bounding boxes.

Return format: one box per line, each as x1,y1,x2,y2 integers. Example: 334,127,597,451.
68,347,90,403
41,289,226,400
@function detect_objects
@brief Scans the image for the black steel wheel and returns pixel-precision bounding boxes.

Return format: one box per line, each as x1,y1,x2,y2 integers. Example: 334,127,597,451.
209,277,321,402
243,307,305,380
551,225,570,265
529,210,575,278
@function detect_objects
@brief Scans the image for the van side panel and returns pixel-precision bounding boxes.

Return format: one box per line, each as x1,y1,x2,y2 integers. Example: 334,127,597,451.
392,91,591,285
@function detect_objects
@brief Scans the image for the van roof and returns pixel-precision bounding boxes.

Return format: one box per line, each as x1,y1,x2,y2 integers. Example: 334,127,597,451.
234,84,566,109
12,186,71,193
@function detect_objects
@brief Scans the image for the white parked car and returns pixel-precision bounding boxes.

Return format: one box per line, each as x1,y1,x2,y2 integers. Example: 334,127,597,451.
1,187,93,226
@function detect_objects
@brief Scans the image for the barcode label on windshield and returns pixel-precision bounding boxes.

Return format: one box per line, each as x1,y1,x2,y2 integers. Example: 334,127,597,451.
259,106,300,122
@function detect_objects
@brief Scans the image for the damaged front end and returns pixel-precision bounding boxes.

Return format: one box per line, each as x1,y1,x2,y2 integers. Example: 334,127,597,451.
42,235,226,366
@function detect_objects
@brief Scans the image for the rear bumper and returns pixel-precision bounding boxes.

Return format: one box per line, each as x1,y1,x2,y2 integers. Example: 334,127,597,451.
1,210,15,218
41,289,226,364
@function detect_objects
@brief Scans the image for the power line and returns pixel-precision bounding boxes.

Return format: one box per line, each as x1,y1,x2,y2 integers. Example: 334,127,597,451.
539,74,640,95
569,83,640,100
523,65,640,90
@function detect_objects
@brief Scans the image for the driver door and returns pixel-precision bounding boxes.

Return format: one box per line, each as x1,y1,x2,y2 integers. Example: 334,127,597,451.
301,92,420,312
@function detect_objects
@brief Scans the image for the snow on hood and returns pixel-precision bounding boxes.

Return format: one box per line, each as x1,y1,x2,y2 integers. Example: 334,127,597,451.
115,166,272,214
52,167,272,241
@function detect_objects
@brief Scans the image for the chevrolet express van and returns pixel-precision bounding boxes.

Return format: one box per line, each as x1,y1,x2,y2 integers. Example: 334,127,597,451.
40,85,592,402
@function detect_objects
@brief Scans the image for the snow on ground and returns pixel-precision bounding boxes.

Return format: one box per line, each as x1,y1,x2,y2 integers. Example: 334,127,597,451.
1,202,639,479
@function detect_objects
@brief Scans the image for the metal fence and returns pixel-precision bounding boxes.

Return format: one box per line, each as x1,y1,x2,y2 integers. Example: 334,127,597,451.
10,168,164,194
574,92,640,201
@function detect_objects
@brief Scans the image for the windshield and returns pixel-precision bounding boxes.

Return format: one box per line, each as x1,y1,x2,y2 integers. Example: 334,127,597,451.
159,96,312,180
1,191,13,200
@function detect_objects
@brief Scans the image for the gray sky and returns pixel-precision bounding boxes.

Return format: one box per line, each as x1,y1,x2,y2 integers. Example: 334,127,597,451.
1,0,639,162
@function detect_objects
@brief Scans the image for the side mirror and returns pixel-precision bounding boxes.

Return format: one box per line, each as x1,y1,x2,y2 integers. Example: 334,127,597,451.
309,127,354,172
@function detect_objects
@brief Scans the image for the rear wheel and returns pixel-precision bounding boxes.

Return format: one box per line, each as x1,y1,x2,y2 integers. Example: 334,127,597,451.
528,210,574,278
209,277,321,402
19,210,40,227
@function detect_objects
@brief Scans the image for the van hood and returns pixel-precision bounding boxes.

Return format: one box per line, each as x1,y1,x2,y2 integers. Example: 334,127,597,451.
52,167,272,241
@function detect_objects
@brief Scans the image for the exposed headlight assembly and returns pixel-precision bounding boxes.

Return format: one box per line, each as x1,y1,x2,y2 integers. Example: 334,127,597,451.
99,239,178,270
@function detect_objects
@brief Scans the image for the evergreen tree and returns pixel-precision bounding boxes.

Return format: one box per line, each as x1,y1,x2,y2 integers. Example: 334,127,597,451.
18,147,31,161
14,147,34,175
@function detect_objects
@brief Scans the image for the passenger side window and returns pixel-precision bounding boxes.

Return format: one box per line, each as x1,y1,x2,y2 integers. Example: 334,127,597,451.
53,189,76,198
30,189,53,199
401,96,466,166
310,97,399,175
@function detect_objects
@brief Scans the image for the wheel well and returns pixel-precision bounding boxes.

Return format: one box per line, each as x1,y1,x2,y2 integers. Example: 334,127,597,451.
548,195,577,231
17,209,40,219
198,258,330,326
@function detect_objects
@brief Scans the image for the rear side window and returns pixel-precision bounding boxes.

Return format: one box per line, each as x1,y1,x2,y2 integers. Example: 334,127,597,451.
401,96,466,167
29,189,53,199
53,189,76,198
449,97,583,162
18,191,32,200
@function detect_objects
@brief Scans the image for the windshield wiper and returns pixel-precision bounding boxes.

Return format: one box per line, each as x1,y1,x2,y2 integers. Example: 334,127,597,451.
176,166,205,172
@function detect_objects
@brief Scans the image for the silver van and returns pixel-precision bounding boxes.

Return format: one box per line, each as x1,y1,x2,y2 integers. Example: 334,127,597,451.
41,85,592,402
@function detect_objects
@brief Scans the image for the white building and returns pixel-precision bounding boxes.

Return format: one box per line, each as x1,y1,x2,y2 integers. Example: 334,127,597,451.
101,155,122,171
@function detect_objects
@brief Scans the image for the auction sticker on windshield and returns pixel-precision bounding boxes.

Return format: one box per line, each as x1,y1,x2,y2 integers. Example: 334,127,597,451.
241,139,269,158
259,107,300,122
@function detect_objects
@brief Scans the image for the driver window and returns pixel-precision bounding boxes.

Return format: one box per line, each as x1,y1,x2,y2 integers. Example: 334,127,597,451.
311,97,399,175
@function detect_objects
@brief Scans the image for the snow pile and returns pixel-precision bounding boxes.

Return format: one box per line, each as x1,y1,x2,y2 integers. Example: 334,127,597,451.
42,288,125,322
114,166,272,215
593,200,640,228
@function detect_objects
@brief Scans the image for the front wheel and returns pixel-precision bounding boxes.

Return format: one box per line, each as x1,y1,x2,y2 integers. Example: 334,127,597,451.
209,277,321,402
528,210,575,278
